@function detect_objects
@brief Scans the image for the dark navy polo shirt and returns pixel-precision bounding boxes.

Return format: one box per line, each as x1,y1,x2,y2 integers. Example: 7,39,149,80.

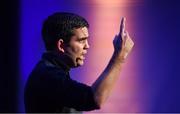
24,52,99,113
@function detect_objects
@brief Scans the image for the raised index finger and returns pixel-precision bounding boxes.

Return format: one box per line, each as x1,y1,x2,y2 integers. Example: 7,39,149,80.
119,17,126,36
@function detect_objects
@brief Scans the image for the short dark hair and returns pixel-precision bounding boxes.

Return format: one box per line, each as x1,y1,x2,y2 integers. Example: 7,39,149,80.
42,12,89,51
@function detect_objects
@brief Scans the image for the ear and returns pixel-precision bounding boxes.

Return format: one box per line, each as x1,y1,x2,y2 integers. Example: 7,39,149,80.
57,39,65,53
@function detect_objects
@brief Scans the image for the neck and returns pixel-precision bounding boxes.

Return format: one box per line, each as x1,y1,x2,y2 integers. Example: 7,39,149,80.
47,50,74,68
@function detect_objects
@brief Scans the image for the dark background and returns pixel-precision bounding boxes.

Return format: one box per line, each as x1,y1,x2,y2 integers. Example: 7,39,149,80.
0,0,180,112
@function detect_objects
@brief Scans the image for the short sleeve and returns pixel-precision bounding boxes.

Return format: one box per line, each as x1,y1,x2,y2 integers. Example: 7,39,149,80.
48,69,100,111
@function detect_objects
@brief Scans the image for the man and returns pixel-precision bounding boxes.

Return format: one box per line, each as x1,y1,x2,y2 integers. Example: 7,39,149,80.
24,12,134,113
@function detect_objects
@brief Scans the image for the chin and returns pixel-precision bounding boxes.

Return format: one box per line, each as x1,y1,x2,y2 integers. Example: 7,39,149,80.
71,62,84,68
77,63,84,67
73,59,84,67
77,61,84,67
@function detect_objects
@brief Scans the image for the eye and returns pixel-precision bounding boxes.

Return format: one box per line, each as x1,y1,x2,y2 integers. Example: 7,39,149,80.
79,40,86,43
78,38,87,44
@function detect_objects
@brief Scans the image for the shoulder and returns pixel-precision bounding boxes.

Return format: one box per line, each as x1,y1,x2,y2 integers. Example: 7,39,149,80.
34,59,67,75
27,59,68,85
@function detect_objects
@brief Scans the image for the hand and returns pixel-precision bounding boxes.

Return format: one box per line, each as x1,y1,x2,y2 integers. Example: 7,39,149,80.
113,17,134,62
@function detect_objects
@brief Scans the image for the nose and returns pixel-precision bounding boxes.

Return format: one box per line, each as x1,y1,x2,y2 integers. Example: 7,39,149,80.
84,40,90,49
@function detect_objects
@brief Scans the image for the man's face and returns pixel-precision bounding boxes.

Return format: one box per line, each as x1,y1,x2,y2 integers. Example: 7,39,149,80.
64,27,90,67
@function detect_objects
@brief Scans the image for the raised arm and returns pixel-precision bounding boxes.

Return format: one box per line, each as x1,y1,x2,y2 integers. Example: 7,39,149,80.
92,17,134,108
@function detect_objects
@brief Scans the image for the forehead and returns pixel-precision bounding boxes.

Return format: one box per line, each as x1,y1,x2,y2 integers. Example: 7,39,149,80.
73,27,89,38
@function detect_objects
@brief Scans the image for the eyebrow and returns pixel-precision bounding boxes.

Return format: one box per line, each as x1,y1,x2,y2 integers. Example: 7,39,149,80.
77,37,89,40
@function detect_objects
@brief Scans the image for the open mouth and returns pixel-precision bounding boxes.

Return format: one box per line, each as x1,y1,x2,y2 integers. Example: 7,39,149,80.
81,53,86,60
80,56,85,60
76,55,85,61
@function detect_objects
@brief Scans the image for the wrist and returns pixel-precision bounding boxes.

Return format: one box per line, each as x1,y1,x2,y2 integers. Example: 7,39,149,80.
112,51,126,63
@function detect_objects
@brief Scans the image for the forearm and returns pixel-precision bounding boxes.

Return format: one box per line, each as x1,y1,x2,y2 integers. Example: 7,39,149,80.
91,53,124,107
91,17,134,108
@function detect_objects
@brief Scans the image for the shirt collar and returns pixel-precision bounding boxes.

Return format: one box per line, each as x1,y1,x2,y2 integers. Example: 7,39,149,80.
42,51,70,73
